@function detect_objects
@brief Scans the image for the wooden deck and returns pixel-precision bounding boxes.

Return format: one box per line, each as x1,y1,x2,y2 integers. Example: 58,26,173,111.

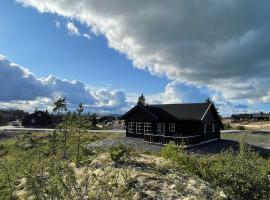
143,134,202,145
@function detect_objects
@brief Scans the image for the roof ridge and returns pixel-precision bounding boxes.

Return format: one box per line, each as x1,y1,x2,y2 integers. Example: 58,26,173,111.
148,102,210,106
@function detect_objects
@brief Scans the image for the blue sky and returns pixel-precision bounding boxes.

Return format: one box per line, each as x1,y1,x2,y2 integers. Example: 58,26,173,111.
0,0,169,94
0,0,270,115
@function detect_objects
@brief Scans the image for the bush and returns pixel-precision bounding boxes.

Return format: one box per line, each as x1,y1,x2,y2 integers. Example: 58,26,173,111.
109,145,137,164
161,143,270,200
0,144,8,157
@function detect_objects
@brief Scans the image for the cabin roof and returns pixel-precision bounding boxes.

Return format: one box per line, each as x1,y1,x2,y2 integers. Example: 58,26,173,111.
122,102,215,121
147,102,212,120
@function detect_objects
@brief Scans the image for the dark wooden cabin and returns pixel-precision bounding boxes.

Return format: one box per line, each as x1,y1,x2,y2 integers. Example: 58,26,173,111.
22,111,53,127
122,102,223,146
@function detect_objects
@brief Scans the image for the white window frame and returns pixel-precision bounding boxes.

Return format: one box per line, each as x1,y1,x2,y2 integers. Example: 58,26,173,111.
212,123,215,133
169,123,175,132
136,122,143,134
204,123,207,134
144,122,151,135
128,122,135,133
156,123,165,135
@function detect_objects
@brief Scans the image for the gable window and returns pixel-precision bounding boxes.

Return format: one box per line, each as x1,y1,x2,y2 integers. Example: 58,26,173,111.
128,122,135,133
136,122,143,134
204,124,207,134
156,123,165,135
144,122,151,135
169,123,175,132
212,123,215,133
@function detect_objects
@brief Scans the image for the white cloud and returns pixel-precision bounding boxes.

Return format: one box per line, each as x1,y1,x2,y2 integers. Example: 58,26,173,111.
0,55,128,113
83,33,91,39
66,21,80,36
17,0,270,104
55,20,61,29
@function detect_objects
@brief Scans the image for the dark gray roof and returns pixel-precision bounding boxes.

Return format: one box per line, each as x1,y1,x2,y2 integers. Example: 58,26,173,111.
123,102,213,121
147,103,211,120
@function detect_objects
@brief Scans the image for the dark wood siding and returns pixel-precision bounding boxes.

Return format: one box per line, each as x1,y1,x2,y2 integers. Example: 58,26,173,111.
123,103,221,145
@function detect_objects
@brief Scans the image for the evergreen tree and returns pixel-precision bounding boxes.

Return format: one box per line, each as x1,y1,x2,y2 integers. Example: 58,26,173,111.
205,98,212,103
53,98,68,116
137,94,146,106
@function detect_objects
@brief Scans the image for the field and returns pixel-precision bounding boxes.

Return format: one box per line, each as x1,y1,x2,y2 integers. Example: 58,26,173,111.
0,128,269,199
221,131,270,150
223,119,270,131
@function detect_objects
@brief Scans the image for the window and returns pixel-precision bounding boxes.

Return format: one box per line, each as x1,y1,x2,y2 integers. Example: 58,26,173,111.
144,122,151,134
204,124,207,134
128,122,135,133
212,124,215,133
169,123,175,132
156,123,165,135
136,122,143,134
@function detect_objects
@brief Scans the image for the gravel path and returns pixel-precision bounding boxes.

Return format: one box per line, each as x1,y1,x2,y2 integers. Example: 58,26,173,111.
86,137,163,153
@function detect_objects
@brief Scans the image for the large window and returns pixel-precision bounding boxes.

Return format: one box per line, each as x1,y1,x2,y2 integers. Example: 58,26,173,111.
169,123,175,132
136,122,143,134
156,123,165,135
128,122,135,133
144,122,151,135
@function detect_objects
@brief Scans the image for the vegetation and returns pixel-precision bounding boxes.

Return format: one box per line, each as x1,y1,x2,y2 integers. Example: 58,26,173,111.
53,98,68,116
137,94,146,106
161,144,270,200
108,145,138,165
222,121,232,130
0,101,124,199
0,130,123,199
0,101,269,199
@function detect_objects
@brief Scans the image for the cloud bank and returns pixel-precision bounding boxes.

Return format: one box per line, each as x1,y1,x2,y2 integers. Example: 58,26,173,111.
17,0,270,104
0,55,128,113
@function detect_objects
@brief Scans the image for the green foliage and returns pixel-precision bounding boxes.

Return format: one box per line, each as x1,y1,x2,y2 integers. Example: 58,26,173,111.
137,94,146,106
161,143,270,200
0,128,121,199
0,144,8,157
53,98,67,115
109,145,138,164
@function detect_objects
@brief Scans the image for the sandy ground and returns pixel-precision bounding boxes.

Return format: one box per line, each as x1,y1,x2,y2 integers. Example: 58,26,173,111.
230,120,270,131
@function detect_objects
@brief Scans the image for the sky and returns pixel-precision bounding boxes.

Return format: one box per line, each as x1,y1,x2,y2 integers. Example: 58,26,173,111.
0,0,270,115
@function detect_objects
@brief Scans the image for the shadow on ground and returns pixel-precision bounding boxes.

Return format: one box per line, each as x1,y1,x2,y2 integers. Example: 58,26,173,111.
187,139,270,158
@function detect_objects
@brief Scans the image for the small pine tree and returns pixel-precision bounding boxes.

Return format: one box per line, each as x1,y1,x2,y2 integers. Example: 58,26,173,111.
205,98,212,103
137,94,146,106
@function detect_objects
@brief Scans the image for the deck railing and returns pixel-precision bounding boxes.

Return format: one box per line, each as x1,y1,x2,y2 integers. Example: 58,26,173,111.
143,134,201,146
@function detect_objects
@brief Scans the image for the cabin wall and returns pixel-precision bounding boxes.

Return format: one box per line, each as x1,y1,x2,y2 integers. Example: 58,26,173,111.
174,121,201,136
201,107,221,140
124,104,221,145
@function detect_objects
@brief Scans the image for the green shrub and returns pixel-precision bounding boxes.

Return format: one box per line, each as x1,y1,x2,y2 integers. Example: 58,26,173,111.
160,144,193,171
161,143,270,200
0,144,8,157
109,145,137,164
